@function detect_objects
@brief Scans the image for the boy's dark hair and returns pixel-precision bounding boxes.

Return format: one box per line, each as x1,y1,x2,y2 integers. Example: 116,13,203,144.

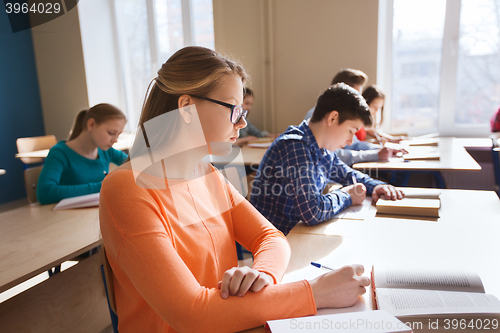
331,68,368,87
310,83,372,127
243,87,254,97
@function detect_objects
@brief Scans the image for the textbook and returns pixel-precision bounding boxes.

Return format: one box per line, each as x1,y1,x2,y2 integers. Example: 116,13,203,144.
376,198,440,218
372,266,500,332
403,152,440,161
408,138,439,147
400,188,441,200
266,310,412,333
54,192,100,210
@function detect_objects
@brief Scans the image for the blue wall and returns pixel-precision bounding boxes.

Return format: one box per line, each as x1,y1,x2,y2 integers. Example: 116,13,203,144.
0,10,45,204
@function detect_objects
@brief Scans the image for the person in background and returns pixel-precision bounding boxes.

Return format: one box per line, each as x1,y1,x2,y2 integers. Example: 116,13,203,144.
99,46,370,333
491,106,500,132
251,83,404,235
304,69,403,165
304,68,367,120
235,87,276,146
36,104,128,204
361,85,405,143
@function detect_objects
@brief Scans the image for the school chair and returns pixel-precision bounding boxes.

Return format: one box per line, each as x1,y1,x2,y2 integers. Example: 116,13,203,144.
16,135,57,168
24,165,43,204
218,166,252,261
23,165,62,276
101,247,119,333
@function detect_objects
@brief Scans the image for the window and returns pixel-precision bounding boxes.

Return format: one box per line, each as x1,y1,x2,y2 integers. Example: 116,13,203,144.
379,0,500,136
113,0,214,130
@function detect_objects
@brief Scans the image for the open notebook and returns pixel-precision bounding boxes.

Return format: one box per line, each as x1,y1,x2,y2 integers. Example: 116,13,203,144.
54,193,100,210
266,310,412,333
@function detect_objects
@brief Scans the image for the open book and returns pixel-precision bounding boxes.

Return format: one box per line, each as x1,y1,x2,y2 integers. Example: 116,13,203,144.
266,310,412,333
372,266,500,332
54,192,100,210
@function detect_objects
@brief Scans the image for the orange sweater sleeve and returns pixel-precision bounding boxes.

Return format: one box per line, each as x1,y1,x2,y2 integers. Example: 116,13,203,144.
100,166,317,333
229,188,291,284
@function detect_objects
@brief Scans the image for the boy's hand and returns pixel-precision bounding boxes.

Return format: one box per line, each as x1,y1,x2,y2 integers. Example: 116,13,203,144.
372,184,404,202
341,183,366,205
218,267,273,299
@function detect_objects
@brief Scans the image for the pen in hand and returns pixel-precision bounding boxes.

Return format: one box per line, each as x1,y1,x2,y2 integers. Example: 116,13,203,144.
311,262,334,271
374,132,385,147
352,175,357,185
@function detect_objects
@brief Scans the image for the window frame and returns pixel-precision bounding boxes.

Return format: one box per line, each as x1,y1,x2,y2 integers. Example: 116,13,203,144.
110,0,205,130
378,0,492,137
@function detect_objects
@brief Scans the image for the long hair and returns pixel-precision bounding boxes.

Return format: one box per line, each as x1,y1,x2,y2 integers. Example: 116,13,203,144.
362,85,386,126
129,47,247,163
138,46,247,129
68,103,126,140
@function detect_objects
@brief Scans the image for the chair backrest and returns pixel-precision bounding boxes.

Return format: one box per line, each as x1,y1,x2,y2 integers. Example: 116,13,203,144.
101,247,119,333
24,166,43,204
218,166,248,197
16,135,57,165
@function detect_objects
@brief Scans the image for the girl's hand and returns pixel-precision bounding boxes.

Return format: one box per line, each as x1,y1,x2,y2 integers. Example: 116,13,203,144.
309,265,370,309
218,266,273,299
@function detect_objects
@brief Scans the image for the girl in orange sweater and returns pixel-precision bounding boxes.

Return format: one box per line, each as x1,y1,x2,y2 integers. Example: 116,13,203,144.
99,46,370,333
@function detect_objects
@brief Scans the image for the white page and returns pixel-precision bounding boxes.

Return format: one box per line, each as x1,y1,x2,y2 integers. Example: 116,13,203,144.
377,288,500,317
336,197,375,220
54,193,100,210
374,267,484,293
316,298,369,316
399,188,441,199
267,310,412,333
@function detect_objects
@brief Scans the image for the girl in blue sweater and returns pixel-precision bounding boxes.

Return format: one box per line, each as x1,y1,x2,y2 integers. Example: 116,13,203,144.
36,103,128,204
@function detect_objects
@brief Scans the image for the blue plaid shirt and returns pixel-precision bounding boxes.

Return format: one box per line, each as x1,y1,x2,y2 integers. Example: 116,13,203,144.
249,120,385,235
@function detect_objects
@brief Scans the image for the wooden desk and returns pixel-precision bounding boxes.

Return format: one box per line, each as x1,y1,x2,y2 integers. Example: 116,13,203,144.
0,203,101,292
242,189,500,332
14,132,135,159
204,145,267,166
0,203,109,331
290,188,500,236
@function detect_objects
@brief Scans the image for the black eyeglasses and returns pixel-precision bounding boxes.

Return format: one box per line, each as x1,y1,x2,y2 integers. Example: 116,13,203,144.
191,95,248,124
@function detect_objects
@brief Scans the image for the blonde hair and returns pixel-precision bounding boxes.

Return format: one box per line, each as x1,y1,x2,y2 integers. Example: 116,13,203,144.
138,46,247,128
68,103,126,141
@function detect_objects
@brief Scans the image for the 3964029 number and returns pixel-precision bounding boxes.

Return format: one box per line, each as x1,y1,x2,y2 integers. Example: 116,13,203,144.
443,318,499,330
5,2,61,14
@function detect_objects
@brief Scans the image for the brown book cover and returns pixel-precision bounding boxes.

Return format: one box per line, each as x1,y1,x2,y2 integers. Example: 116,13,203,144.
376,198,440,218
